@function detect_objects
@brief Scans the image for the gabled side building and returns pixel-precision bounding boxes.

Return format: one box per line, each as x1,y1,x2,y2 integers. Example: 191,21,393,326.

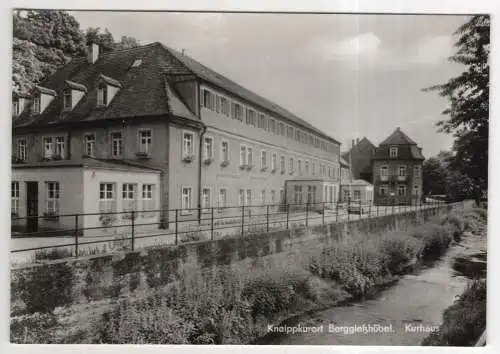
372,127,424,205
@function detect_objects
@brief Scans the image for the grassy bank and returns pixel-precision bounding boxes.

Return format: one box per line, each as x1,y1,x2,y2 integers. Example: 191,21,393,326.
11,206,483,344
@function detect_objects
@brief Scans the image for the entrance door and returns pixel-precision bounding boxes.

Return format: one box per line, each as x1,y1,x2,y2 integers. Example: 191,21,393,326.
26,181,39,233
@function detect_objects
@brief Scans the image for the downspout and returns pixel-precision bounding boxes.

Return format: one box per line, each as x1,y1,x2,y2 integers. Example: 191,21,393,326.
197,125,207,224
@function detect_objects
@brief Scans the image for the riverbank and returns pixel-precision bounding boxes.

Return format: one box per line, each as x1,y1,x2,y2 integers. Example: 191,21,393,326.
10,203,478,344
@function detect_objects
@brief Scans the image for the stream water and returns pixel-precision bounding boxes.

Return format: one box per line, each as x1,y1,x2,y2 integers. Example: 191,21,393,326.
259,230,486,346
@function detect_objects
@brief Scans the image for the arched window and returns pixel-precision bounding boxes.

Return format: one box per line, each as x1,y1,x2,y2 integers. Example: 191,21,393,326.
63,89,72,110
97,83,107,106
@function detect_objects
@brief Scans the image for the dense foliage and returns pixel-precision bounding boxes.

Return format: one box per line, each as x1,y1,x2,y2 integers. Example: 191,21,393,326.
12,10,140,94
424,15,490,202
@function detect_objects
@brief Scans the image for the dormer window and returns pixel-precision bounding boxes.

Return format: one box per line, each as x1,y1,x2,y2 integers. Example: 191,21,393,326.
390,146,398,158
32,95,41,114
97,83,107,106
63,89,72,110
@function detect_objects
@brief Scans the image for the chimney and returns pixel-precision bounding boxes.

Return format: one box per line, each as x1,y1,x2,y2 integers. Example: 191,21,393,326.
356,137,360,145
87,43,99,64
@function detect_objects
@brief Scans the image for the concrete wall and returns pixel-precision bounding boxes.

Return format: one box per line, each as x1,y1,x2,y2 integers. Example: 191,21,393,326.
10,205,450,317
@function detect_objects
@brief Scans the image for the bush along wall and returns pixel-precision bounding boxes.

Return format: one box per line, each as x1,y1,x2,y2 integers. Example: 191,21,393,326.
10,204,472,344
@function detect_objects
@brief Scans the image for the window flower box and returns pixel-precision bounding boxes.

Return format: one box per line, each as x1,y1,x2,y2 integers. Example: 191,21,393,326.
136,152,151,160
203,157,214,165
182,154,195,163
245,164,254,171
99,214,116,227
43,211,59,222
221,160,230,167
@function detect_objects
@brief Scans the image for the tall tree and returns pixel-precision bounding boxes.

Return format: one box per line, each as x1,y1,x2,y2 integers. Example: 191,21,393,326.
115,35,140,50
423,15,490,204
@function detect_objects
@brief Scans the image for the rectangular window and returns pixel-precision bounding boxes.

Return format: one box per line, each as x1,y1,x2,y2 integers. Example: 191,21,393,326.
139,130,152,154
298,160,302,175
220,97,230,117
312,162,316,175
295,129,301,141
413,185,420,197
43,137,53,159
16,138,27,162
46,182,60,214
84,134,96,157
398,166,407,177
216,95,221,113
246,189,252,206
380,165,389,181
54,137,65,158
312,186,317,204
11,181,19,215
246,108,256,126
397,185,407,197
111,132,122,157
271,190,276,205
204,136,213,160
261,189,266,205
280,188,284,204
305,161,309,175
218,188,228,211
63,89,72,110
99,183,116,212
287,126,294,139
122,183,137,212
183,132,194,157
240,145,247,166
307,186,313,204
32,96,40,113
258,113,266,129
354,190,361,200
268,119,276,134
271,152,277,171
221,141,229,162
390,146,398,158
181,187,192,213
202,89,215,110
414,165,421,179
280,155,285,171
239,189,245,206
202,188,211,211
294,186,303,204
279,123,285,136
261,150,267,170
289,157,294,173
247,147,253,166
231,102,243,121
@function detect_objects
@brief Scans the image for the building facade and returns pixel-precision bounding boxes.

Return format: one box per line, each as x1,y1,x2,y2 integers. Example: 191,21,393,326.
341,137,376,183
372,128,425,205
11,42,344,235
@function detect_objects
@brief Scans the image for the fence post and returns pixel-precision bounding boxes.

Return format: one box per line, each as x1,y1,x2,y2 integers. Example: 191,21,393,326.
241,205,245,236
74,214,79,258
286,203,290,229
211,207,214,240
306,202,309,227
131,210,135,251
175,209,178,245
266,204,270,233
322,202,325,224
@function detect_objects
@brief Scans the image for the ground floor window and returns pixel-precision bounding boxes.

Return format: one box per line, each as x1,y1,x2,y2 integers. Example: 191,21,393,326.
246,189,252,206
99,183,116,212
142,184,155,216
260,189,266,205
202,188,211,211
379,185,388,196
11,181,19,216
122,183,137,212
307,186,313,204
218,188,228,212
343,189,350,201
354,190,361,200
271,190,276,205
46,181,60,215
294,186,303,205
397,185,407,197
181,187,192,214
239,189,245,206
280,189,284,204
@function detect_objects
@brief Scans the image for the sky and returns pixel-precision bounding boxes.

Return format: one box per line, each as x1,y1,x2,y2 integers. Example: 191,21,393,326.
70,11,471,157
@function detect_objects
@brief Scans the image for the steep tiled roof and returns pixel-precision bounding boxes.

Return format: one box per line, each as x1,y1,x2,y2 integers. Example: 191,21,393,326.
161,44,340,144
14,43,197,128
65,80,87,92
13,42,341,146
379,127,417,145
34,85,56,96
373,128,424,160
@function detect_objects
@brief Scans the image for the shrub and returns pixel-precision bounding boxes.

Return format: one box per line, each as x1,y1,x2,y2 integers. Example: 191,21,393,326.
10,312,58,343
380,231,422,274
34,247,73,261
440,213,465,241
422,279,486,346
410,224,453,260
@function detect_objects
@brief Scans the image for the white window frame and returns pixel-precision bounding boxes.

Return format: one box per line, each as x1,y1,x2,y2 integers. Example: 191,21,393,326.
32,95,41,113
46,181,60,215
231,102,243,121
99,183,116,213
181,186,193,215
414,165,421,178
203,136,214,160
390,146,398,158
271,152,277,171
11,181,19,215
122,183,137,212
202,187,211,212
280,155,286,172
271,190,276,205
246,189,252,206
83,133,96,157
43,137,53,159
305,161,309,175
380,165,389,181
139,129,152,154
247,146,253,166
182,131,195,158
260,189,266,205
261,149,267,170
16,138,27,162
220,96,230,117
218,188,228,212
54,136,65,158
239,189,245,207
298,159,302,175
398,165,407,180
97,83,107,106
240,145,247,166
141,184,155,214
111,131,123,157
289,157,294,174
63,89,72,110
397,185,407,197
221,140,229,163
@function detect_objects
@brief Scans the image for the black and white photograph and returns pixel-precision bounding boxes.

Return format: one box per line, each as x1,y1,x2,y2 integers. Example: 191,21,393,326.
8,5,491,348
